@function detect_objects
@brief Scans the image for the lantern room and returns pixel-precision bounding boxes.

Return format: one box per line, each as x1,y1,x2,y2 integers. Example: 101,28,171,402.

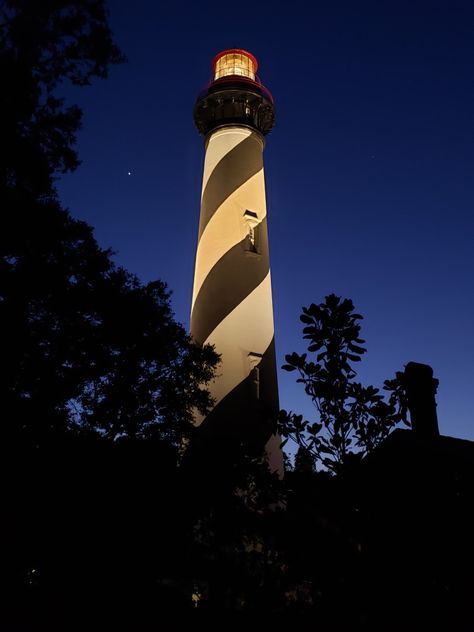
212,49,258,81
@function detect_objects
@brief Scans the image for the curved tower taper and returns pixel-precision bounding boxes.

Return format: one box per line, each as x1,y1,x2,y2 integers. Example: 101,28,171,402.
191,49,281,472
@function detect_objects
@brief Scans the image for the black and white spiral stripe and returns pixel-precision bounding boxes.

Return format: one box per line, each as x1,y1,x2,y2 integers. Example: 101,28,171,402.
191,126,279,457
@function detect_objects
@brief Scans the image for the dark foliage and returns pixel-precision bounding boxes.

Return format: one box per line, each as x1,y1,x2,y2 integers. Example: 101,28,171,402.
1,198,218,444
0,0,125,196
3,437,191,629
7,430,474,631
182,434,286,612
0,1,218,446
279,294,408,473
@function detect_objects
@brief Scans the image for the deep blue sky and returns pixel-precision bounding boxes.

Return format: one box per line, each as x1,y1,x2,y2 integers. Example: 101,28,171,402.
57,0,474,441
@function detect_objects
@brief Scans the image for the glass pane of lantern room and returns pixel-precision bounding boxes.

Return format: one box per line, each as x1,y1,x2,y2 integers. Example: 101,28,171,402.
214,53,255,80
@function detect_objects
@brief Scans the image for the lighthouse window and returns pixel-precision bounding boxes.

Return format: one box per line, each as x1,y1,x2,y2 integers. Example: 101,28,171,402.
243,209,260,254
248,352,263,399
214,53,256,81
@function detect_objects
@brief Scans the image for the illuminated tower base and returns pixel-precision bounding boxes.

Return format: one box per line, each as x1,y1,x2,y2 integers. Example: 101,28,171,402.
191,50,282,473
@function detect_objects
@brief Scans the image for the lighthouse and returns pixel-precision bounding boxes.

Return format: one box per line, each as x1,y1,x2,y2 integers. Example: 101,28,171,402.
191,49,282,473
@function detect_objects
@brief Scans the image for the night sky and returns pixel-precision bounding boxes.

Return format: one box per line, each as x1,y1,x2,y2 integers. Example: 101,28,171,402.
57,0,474,442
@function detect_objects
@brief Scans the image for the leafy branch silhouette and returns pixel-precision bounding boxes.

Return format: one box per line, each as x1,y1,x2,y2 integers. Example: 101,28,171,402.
278,294,408,474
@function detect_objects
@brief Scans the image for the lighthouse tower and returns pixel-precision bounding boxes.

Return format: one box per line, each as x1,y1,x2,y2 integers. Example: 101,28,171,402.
191,49,281,472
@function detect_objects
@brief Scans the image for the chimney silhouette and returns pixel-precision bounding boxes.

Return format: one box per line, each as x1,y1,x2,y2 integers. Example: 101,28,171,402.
403,362,440,439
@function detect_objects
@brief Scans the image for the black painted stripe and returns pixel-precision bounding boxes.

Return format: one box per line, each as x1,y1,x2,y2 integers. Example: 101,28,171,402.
198,337,279,447
191,217,269,346
199,134,263,239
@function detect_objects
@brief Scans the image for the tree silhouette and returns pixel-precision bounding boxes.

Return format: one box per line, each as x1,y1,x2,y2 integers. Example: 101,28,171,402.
2,201,219,445
0,0,125,197
278,294,408,473
1,6,220,624
0,1,219,447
